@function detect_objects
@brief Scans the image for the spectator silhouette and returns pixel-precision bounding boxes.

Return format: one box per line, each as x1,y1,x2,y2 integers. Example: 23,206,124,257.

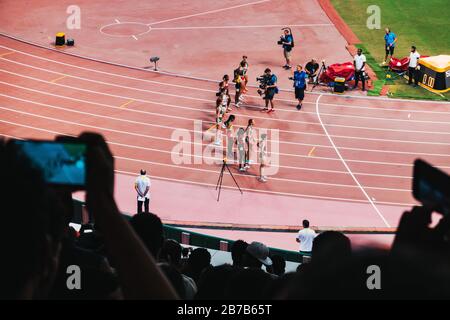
129,212,164,258
0,139,65,299
231,240,248,267
267,254,286,276
182,248,211,284
195,264,238,300
242,242,272,269
159,239,182,268
311,231,352,267
224,268,273,300
160,239,197,299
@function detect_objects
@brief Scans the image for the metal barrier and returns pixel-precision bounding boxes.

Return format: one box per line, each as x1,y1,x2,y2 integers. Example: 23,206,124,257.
72,199,302,263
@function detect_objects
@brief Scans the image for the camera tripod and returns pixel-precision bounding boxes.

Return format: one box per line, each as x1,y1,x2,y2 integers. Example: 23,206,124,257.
216,158,243,202
310,61,327,91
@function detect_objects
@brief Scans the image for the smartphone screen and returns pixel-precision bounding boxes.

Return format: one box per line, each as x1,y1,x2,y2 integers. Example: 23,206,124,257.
13,140,87,188
413,159,450,216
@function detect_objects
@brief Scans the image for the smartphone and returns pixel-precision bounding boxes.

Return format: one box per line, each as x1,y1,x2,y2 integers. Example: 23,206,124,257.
12,139,87,188
413,159,450,216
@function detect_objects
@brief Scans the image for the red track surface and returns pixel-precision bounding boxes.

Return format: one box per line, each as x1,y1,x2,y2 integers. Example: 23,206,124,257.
0,1,449,250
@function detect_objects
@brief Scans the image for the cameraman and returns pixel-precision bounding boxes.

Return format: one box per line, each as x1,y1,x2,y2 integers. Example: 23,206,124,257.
280,29,294,69
262,68,278,113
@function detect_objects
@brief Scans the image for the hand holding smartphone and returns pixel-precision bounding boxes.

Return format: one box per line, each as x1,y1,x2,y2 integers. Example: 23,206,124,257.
12,139,87,189
413,159,450,216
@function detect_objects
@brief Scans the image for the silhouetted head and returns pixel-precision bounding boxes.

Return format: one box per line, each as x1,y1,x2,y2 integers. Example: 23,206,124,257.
311,231,352,266
129,212,164,258
231,240,248,267
159,239,182,268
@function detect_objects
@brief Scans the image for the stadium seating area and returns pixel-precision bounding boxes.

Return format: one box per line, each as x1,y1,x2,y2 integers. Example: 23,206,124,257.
1,132,450,300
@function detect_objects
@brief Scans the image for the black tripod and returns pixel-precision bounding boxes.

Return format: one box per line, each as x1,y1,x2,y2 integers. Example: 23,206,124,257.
311,61,327,91
216,159,243,202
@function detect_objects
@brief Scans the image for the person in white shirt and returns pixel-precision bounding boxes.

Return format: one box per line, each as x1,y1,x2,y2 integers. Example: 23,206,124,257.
353,48,367,91
408,46,421,86
135,169,151,213
296,220,317,258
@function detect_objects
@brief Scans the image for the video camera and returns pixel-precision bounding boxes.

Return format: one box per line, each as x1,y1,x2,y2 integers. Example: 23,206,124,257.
277,36,284,46
256,74,271,97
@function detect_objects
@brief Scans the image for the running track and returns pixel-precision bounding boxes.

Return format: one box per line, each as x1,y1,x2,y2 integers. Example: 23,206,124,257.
1,35,449,230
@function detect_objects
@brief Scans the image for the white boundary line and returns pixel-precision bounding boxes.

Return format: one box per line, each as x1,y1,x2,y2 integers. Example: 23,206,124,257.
1,63,449,142
0,115,411,194
316,94,391,227
146,0,271,26
1,51,449,128
1,42,449,118
3,98,446,173
1,70,450,151
151,24,334,30
1,32,449,106
0,131,416,207
1,80,448,158
0,110,414,180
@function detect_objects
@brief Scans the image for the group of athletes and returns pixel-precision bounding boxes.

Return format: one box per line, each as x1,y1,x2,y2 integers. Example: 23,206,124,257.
211,29,321,183
213,55,278,183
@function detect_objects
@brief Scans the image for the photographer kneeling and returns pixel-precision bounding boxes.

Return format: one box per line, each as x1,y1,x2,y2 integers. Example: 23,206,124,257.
261,68,278,113
278,28,294,69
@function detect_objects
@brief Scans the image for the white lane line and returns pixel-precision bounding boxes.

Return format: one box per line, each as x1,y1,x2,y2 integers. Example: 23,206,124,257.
3,126,414,205
152,24,333,30
1,67,449,143
147,0,270,26
2,97,445,174
2,34,449,107
0,114,412,193
0,76,447,152
2,51,449,124
2,80,448,159
1,43,449,117
2,125,415,205
316,94,391,228
1,55,449,128
0,110,414,180
2,79,450,148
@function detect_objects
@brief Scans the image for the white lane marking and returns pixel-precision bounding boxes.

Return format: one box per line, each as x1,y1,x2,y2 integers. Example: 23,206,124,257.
1,33,449,107
147,0,270,26
0,114,411,194
132,35,138,40
316,94,391,227
152,24,333,30
115,19,120,24
3,124,417,206
0,74,447,151
2,96,446,176
2,79,448,159
1,65,449,142
1,43,449,116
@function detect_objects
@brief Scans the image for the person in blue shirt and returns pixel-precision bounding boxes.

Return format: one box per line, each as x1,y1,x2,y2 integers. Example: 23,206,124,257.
262,68,278,113
281,29,294,69
290,65,307,110
383,28,397,65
